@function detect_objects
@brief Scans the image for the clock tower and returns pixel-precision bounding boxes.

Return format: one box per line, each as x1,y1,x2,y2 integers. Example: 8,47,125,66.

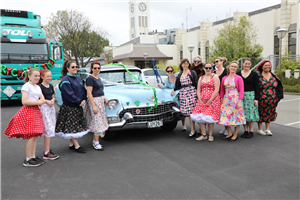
129,0,151,40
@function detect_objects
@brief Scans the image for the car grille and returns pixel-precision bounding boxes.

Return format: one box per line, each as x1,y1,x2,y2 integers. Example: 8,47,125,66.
119,102,178,122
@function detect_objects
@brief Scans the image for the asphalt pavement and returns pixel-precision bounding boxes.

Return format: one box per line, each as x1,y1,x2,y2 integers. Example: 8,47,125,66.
1,95,299,200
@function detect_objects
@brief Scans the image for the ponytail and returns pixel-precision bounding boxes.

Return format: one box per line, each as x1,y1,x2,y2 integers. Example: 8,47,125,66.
38,70,51,84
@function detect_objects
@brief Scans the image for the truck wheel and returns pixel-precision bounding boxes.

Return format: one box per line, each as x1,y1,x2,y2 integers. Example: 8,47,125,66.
161,121,177,131
100,130,117,140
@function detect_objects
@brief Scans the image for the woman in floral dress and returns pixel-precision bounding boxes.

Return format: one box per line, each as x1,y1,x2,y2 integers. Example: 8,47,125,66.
219,61,246,141
171,58,198,138
256,60,283,136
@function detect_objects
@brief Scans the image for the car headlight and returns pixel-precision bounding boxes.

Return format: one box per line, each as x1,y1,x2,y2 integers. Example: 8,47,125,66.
107,99,119,110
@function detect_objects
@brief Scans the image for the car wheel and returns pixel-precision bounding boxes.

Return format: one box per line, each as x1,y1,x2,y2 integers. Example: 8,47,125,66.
100,130,117,140
161,121,177,131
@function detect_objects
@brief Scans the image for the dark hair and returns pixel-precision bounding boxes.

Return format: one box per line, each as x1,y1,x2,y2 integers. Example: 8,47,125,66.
227,61,238,75
61,60,75,77
204,62,212,67
179,58,191,72
90,62,101,74
25,68,40,83
38,70,51,84
243,57,252,63
257,60,272,73
165,66,174,72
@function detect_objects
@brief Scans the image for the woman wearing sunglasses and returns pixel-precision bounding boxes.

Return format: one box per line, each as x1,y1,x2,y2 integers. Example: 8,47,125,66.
191,63,221,142
84,62,108,151
158,66,187,131
55,60,89,153
191,55,205,78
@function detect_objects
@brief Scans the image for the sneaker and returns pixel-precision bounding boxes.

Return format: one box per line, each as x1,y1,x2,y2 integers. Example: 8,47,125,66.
75,146,86,153
208,135,214,142
23,158,42,167
265,130,273,136
43,150,59,160
219,129,226,135
182,126,187,131
69,145,75,150
93,143,104,151
196,135,208,141
35,156,45,165
257,129,266,135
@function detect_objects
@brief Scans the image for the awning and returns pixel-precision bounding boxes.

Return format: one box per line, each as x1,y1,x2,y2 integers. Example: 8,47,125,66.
113,45,173,62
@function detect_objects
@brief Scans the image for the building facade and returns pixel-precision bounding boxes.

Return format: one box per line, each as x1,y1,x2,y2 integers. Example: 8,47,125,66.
109,0,299,68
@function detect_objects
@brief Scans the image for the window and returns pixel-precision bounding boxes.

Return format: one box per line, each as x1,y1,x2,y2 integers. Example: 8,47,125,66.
180,51,183,60
288,32,296,55
142,16,144,27
145,16,148,27
144,70,154,76
198,48,201,56
274,36,279,55
51,43,62,60
205,46,209,62
139,16,141,27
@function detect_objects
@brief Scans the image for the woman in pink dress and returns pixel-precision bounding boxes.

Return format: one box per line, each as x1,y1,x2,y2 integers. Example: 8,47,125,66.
191,63,221,142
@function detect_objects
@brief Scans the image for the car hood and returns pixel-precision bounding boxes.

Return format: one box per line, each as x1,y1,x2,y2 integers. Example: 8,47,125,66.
104,85,178,107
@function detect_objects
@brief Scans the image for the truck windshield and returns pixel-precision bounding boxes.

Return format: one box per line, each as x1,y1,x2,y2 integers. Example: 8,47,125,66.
1,43,48,63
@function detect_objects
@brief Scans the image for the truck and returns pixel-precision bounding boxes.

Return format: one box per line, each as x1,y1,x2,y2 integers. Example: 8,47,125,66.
1,9,64,100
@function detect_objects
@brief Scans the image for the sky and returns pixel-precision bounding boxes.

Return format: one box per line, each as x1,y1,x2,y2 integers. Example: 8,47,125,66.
2,0,281,46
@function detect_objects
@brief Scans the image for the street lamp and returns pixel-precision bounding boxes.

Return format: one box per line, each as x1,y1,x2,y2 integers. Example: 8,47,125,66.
187,45,194,63
276,28,288,71
143,53,148,69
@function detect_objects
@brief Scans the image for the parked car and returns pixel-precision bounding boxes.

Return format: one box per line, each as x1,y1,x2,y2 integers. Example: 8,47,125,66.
141,68,168,87
55,65,182,140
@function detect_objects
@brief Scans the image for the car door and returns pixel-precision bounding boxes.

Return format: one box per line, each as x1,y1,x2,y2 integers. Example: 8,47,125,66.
143,70,156,87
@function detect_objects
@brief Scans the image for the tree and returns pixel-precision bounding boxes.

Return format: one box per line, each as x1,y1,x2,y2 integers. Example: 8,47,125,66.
44,10,109,68
209,16,263,65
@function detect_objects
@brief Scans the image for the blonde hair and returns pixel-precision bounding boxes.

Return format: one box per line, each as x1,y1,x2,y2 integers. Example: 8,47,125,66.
25,68,40,83
227,61,238,75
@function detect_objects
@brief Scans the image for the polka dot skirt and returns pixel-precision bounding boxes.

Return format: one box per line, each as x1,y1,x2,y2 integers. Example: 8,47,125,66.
4,106,43,140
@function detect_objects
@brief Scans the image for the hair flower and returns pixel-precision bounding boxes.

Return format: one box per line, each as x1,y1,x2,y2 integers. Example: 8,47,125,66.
187,71,191,75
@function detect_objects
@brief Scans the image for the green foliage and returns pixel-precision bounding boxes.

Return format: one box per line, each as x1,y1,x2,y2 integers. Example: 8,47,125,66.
44,9,109,68
280,57,300,71
274,70,300,93
209,16,263,64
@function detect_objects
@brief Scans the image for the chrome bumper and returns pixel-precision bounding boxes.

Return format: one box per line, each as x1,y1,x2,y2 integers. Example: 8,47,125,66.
108,106,181,131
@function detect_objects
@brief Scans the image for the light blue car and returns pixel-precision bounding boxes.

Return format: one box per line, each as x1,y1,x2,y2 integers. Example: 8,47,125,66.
54,65,182,140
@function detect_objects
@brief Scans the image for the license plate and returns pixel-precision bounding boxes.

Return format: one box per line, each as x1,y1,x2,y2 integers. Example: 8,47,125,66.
147,120,163,128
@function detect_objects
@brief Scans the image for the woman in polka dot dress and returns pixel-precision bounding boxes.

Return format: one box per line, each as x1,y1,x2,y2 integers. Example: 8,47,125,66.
191,62,221,142
4,68,46,167
171,58,198,138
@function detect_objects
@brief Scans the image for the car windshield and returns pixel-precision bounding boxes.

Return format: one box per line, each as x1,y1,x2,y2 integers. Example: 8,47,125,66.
98,70,143,85
1,43,48,63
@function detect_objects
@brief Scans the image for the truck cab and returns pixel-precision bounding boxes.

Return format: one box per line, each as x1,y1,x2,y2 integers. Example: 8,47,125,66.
1,9,64,100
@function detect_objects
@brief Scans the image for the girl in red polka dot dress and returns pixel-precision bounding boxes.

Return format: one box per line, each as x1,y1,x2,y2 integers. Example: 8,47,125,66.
4,68,46,167
191,62,221,142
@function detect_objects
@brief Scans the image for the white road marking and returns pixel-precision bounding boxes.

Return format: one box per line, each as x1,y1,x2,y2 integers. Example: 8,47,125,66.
280,98,300,103
284,121,300,126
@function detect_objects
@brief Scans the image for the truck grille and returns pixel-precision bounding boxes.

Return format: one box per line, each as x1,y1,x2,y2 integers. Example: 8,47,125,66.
119,102,178,123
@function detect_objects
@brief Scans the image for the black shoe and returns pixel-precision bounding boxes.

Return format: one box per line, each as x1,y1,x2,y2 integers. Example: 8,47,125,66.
222,134,233,140
186,132,196,139
69,145,75,150
75,147,86,153
246,132,253,138
229,136,238,142
35,156,45,165
241,131,249,138
23,158,42,167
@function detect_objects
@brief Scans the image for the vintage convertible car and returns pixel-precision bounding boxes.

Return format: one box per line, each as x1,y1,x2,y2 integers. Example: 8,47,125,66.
54,65,182,140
